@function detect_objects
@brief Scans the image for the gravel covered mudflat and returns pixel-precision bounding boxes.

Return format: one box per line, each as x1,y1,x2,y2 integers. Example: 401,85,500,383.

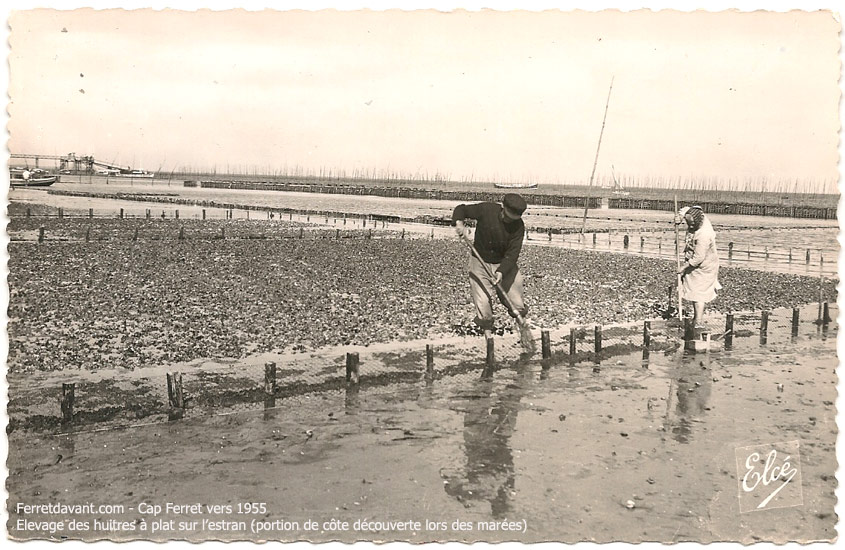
7,235,836,373
7,217,371,241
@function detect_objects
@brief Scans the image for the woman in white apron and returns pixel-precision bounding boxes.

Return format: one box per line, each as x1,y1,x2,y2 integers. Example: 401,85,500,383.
677,206,721,328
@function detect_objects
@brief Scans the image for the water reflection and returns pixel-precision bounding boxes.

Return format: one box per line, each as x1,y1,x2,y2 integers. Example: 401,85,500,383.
669,352,713,444
57,433,76,460
442,366,534,519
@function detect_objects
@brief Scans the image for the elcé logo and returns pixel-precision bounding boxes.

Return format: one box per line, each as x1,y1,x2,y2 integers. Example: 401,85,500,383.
742,450,798,508
735,441,803,513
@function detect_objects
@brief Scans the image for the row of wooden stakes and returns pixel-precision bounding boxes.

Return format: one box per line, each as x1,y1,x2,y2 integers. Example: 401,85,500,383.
33,226,432,243
20,208,831,265
54,303,834,426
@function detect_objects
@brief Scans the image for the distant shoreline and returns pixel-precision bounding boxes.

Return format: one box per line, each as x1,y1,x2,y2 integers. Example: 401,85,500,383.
188,175,838,208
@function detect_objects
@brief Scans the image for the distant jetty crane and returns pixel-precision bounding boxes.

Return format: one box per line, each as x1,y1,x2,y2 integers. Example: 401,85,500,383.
9,152,138,174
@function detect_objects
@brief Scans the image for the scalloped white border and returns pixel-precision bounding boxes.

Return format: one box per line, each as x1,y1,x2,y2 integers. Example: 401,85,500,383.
3,1,845,11
1,3,842,550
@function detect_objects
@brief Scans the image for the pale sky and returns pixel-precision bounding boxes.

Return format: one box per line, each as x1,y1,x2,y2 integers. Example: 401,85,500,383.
6,4,842,188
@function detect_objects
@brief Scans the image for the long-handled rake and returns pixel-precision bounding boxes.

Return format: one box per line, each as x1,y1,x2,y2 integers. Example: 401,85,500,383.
674,194,683,321
461,236,537,355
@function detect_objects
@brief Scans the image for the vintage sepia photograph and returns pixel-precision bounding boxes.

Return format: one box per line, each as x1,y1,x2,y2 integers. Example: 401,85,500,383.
3,2,842,544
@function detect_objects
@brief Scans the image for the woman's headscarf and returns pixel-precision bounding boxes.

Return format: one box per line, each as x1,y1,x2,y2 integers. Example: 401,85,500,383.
680,205,704,232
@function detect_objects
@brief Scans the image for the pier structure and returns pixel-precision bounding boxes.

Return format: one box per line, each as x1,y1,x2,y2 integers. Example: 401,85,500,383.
10,152,130,175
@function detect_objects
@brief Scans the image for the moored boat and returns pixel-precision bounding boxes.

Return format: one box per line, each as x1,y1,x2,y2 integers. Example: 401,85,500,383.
494,182,539,189
10,168,58,187
611,181,630,196
116,169,155,178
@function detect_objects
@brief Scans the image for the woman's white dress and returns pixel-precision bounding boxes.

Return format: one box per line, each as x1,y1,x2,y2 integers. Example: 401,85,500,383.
682,217,721,303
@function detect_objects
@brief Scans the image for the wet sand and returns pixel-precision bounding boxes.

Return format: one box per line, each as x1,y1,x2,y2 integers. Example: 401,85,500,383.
7,314,837,543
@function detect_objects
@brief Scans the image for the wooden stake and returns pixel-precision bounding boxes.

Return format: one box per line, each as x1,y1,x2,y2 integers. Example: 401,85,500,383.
166,372,184,419
426,344,434,376
541,330,551,359
725,313,734,348
760,311,769,345
264,362,276,410
569,327,577,356
594,325,602,354
61,383,75,424
346,352,360,385
166,374,175,405
174,374,184,408
264,362,276,395
641,321,651,362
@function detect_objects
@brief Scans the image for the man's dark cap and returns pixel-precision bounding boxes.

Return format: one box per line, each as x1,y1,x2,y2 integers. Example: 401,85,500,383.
502,193,527,219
